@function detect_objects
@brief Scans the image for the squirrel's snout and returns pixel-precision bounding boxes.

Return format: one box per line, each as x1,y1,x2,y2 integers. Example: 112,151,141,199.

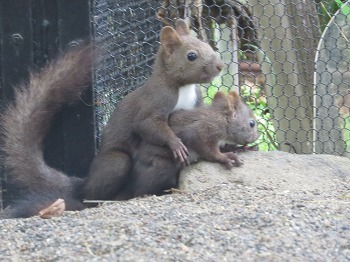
216,61,224,72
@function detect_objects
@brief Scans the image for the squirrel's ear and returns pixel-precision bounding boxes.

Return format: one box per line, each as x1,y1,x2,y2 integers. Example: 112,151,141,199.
227,91,241,110
213,91,226,102
212,91,233,115
175,19,190,36
160,26,182,55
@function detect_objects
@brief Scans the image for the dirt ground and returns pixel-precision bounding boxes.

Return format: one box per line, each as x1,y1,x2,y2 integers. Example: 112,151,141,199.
180,150,350,194
1,150,349,261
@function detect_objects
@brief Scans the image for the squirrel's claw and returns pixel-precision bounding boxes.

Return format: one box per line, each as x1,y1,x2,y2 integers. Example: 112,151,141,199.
171,138,189,164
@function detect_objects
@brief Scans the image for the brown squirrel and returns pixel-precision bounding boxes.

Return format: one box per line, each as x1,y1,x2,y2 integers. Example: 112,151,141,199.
84,19,224,201
118,91,259,198
1,45,94,218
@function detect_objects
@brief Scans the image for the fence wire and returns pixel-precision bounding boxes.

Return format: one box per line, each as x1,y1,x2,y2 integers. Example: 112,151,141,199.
92,0,162,145
92,0,350,157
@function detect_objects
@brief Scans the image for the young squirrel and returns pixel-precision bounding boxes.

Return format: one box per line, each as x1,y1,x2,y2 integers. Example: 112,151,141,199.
119,91,260,199
1,45,93,218
84,19,224,201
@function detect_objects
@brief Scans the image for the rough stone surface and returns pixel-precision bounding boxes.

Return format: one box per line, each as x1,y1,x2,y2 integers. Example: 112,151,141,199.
180,150,350,193
1,151,350,261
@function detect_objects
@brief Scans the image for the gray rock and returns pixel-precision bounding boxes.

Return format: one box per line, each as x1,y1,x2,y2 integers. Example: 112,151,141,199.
1,151,349,261
180,150,350,192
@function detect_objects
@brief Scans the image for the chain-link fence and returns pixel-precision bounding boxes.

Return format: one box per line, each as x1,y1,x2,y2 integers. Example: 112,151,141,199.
92,0,162,146
93,0,350,157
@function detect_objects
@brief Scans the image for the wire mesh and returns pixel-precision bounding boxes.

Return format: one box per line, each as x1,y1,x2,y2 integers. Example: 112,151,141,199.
92,0,350,157
92,0,162,144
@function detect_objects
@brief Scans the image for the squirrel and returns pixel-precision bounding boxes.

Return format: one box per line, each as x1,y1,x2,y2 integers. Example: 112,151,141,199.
83,19,224,201
1,45,94,218
118,91,260,199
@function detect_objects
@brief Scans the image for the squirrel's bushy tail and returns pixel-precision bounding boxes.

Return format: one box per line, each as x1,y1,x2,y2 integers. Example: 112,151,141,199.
1,45,94,218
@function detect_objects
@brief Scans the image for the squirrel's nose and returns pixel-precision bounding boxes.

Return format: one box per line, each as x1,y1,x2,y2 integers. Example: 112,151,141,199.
216,61,224,72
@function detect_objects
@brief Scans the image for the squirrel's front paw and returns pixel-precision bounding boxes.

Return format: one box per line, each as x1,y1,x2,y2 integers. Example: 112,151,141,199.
223,159,234,169
224,152,243,167
170,138,189,164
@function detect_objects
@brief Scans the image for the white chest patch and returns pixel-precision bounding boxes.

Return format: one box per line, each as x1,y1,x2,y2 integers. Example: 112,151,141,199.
173,84,198,112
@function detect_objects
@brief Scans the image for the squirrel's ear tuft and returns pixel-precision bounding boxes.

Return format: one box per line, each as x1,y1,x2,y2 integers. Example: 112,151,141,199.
175,19,190,36
213,91,226,101
160,26,182,55
212,91,233,116
227,91,241,110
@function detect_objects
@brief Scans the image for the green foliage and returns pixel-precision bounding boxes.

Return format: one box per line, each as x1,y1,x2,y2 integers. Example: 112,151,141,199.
342,115,350,151
239,44,278,151
318,0,350,32
202,77,227,105
240,85,278,151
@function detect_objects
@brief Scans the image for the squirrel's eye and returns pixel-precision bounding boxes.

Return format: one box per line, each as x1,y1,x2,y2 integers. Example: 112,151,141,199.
187,52,197,61
249,120,255,128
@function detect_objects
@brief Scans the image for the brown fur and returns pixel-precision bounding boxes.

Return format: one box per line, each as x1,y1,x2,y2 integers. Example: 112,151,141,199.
1,45,94,218
84,19,223,201
122,91,260,198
